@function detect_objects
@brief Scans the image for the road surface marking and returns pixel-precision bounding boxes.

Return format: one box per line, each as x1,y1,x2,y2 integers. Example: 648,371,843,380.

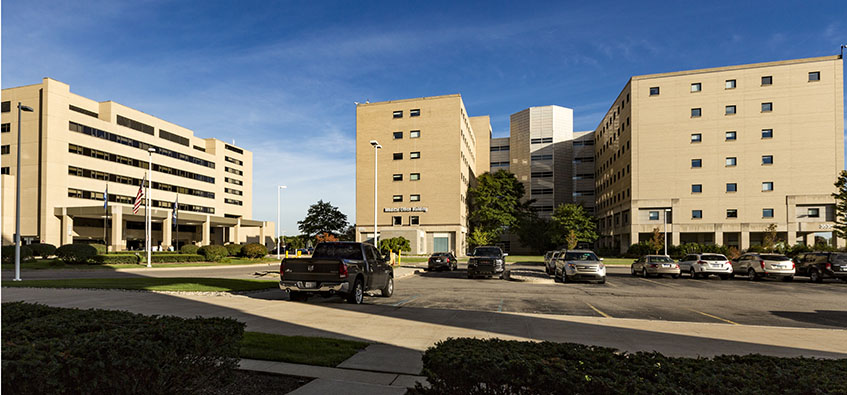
604,280,617,287
636,277,677,288
687,308,740,325
391,295,420,307
497,298,504,312
585,302,611,318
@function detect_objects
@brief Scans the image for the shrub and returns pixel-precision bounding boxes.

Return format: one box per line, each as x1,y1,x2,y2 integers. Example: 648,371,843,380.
414,338,847,394
225,243,243,257
198,245,228,262
90,243,108,255
180,244,200,255
55,244,98,264
1,245,34,263
28,243,57,258
92,254,141,264
150,254,204,263
241,243,268,258
2,302,244,394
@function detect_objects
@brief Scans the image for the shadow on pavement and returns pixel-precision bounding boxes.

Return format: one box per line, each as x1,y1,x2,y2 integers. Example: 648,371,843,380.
770,310,847,329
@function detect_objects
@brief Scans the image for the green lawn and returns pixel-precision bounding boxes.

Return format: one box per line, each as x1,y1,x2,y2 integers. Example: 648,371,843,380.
239,332,368,367
600,257,635,266
1,277,279,292
1,257,279,271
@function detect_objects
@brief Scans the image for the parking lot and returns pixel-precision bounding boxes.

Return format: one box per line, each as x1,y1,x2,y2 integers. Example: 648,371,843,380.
343,261,847,330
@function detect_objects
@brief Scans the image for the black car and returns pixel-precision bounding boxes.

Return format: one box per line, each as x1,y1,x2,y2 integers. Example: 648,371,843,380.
794,252,847,283
427,252,457,271
467,246,506,279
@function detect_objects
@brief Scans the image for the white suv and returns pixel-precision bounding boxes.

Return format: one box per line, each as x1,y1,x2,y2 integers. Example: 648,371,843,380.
731,253,795,282
678,253,733,279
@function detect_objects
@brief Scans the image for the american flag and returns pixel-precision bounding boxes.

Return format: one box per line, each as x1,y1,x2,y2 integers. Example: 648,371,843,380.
133,175,145,214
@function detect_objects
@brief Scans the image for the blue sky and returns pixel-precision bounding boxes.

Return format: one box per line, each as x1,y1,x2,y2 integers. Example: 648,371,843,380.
3,1,846,234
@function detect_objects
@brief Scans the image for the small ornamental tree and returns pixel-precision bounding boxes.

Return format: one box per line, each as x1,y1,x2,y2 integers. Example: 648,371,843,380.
315,232,338,244
378,237,411,254
467,228,498,249
762,223,778,252
649,227,664,254
833,170,847,240
566,230,579,250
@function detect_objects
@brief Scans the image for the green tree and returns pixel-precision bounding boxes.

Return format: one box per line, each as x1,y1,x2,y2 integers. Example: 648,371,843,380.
378,237,411,254
297,200,349,237
468,170,529,242
551,204,598,246
467,228,498,249
833,170,847,240
282,235,306,250
340,225,356,241
762,223,778,252
514,213,556,254
649,227,664,254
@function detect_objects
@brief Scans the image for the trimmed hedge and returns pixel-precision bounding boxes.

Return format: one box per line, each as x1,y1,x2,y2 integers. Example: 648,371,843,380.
2,302,244,394
414,338,847,394
90,243,107,255
29,243,57,258
55,244,98,264
180,244,200,255
151,254,204,263
225,243,243,257
198,245,228,262
93,254,140,264
92,254,205,264
1,245,33,263
242,243,268,258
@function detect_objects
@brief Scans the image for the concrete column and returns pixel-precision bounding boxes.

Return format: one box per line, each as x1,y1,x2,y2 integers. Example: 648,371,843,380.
832,233,841,248
61,212,74,245
163,212,172,251
233,219,241,244
110,207,123,251
201,216,211,245
259,221,268,247
804,233,814,247
787,229,797,246
741,231,750,250
671,230,680,246
714,229,723,246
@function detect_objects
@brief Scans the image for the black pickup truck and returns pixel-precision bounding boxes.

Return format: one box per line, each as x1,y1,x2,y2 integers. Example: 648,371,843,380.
467,246,507,279
279,242,394,304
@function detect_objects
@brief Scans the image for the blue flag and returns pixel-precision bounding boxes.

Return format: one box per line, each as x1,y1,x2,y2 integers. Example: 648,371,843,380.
172,194,178,229
104,184,109,210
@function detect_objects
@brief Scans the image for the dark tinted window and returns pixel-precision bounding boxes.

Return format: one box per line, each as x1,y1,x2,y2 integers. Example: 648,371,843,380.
650,256,673,263
830,253,847,263
473,247,502,257
312,243,364,260
564,252,599,261
700,255,727,261
761,254,790,261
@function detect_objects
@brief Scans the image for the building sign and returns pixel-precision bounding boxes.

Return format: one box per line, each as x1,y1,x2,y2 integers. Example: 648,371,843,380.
383,207,428,213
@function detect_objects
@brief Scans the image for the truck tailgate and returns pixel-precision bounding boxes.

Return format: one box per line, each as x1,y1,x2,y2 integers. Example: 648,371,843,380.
282,258,346,282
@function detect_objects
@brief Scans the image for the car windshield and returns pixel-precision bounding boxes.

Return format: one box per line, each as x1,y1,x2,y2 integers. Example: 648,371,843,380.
473,247,501,257
650,256,674,263
761,254,790,261
431,253,448,257
312,243,364,260
700,254,727,261
563,252,598,261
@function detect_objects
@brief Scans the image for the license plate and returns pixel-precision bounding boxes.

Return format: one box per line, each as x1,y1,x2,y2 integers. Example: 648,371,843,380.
304,282,316,288
772,265,783,269
662,264,670,268
710,264,721,268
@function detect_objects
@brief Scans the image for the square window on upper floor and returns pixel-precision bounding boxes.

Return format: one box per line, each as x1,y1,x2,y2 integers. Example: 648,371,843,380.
393,131,403,139
761,76,772,86
691,83,701,92
762,182,774,191
726,131,737,140
393,110,403,118
691,108,702,117
410,109,420,117
725,105,736,115
725,79,736,89
763,208,774,218
691,133,702,142
809,71,820,81
727,209,738,218
762,129,773,138
726,157,737,166
762,102,773,112
649,211,659,221
691,158,702,168
410,130,420,138
808,208,820,218
692,210,703,219
649,87,660,96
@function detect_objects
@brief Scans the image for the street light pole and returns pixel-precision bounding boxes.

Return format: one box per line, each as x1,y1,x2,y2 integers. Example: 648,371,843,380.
277,185,287,259
369,140,382,247
147,147,155,268
14,103,34,282
664,209,671,256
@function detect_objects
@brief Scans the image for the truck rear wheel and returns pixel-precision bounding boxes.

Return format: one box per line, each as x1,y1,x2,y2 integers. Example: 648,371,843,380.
347,279,364,304
380,277,394,297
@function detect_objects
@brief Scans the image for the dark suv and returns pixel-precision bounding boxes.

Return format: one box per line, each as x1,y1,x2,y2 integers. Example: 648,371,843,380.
467,246,506,279
793,252,847,283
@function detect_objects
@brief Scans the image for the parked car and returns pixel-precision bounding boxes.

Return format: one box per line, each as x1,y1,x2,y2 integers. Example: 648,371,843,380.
631,255,680,278
678,253,733,279
427,252,458,271
543,251,555,271
554,250,606,284
467,246,506,279
793,252,847,283
731,253,794,281
279,242,394,304
546,250,564,275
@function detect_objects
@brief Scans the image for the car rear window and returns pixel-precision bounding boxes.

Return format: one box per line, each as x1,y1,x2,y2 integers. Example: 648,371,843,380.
700,254,727,261
431,253,447,257
312,244,364,260
651,256,674,263
761,254,790,261
564,252,599,261
830,253,847,264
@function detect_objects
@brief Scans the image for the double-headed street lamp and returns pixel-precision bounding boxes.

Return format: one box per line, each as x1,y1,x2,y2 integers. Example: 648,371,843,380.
369,140,382,246
14,103,34,282
277,185,287,259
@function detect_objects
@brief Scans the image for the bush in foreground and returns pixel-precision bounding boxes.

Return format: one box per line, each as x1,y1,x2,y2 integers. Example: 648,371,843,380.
414,338,847,394
225,243,244,257
241,243,268,258
1,245,33,263
180,244,200,255
198,245,228,262
55,244,98,264
2,302,244,394
28,243,57,258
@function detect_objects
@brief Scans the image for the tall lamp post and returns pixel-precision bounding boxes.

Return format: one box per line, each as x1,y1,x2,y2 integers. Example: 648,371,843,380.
369,140,382,246
13,103,34,282
277,185,287,259
664,208,671,256
147,147,155,268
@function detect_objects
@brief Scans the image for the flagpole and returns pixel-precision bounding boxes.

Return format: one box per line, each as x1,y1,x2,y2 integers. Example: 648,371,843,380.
104,184,108,252
147,148,154,268
174,194,179,252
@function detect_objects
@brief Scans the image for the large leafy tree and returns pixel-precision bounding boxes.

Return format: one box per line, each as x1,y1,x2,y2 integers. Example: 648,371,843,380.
833,170,847,240
551,203,598,246
297,200,349,237
514,213,557,254
468,170,529,242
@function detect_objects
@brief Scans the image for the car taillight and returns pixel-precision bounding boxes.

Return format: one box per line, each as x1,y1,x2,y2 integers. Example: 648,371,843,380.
648,263,658,268
674,264,680,269
279,260,285,280
697,260,706,265
826,263,832,270
760,260,765,269
339,262,348,279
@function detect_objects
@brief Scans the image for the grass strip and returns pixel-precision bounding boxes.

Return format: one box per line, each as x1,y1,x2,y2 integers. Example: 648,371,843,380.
1,257,279,271
239,332,368,367
1,277,278,292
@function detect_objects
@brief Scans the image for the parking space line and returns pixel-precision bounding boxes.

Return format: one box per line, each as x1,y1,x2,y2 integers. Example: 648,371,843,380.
604,280,617,287
585,302,611,318
687,308,740,325
636,277,677,288
391,295,421,307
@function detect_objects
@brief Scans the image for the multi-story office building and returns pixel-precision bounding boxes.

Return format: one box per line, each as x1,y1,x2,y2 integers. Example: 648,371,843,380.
594,55,844,253
1,78,273,250
355,94,490,256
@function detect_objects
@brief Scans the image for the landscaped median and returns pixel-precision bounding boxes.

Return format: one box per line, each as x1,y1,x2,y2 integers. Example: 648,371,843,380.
2,302,369,394
1,277,279,292
413,338,847,394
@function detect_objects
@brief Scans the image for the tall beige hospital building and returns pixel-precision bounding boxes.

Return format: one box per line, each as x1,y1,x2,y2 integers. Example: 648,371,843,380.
594,55,844,253
355,95,490,255
1,78,272,250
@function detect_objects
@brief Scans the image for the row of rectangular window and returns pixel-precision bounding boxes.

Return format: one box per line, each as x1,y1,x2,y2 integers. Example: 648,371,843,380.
225,177,243,186
693,129,774,142
159,129,190,147
490,145,509,152
651,208,816,220
393,152,421,160
225,144,244,155
392,215,420,225
392,194,421,202
490,161,510,167
116,115,155,135
530,137,553,144
68,188,215,214
392,109,421,118
224,198,243,206
225,166,243,176
691,182,773,193
691,156,773,168
225,156,244,166
225,187,243,196
68,143,216,184
393,130,421,139
531,188,553,195
649,72,820,96
573,140,595,147
68,165,215,199
531,154,553,161
531,171,552,178
69,105,98,118
392,173,421,181
689,103,772,118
